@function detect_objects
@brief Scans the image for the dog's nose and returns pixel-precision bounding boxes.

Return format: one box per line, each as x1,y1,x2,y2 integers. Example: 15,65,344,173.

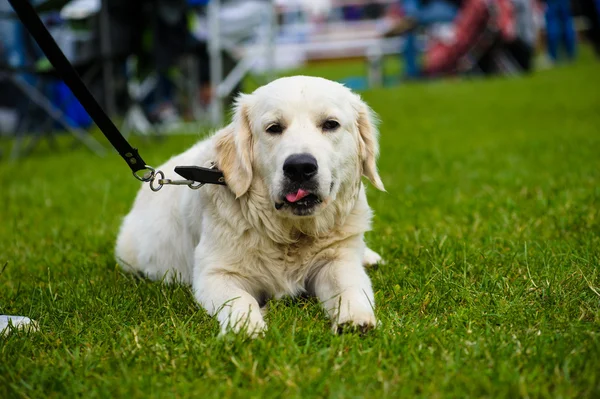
283,153,318,182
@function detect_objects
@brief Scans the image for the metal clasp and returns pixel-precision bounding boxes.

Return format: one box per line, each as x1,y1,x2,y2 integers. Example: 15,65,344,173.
150,173,206,192
133,165,157,182
135,162,216,192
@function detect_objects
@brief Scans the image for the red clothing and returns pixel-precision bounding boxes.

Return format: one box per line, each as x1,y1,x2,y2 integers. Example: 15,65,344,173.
424,0,516,75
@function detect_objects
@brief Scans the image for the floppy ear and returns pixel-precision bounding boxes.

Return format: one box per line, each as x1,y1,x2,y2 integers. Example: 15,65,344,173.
215,95,254,198
354,97,385,191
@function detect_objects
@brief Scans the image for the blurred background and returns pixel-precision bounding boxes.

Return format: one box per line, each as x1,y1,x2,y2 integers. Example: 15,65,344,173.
0,0,598,159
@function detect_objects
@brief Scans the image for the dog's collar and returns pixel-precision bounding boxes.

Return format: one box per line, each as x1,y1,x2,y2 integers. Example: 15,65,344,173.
174,164,227,186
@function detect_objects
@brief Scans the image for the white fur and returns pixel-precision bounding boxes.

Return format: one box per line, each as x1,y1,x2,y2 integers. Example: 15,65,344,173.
116,76,385,336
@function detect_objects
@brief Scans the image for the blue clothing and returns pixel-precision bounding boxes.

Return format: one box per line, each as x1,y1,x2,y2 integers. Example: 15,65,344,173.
545,0,577,61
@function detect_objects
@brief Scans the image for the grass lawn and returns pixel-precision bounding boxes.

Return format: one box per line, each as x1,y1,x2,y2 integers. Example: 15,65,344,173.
1,52,599,398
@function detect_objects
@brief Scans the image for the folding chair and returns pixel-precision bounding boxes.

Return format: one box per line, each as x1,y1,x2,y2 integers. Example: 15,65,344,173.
195,0,276,126
0,0,104,160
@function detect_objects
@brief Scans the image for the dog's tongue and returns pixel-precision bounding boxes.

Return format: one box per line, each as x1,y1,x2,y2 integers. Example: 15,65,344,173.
286,189,310,203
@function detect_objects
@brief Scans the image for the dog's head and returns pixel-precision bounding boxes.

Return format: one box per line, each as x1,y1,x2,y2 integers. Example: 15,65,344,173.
216,76,384,218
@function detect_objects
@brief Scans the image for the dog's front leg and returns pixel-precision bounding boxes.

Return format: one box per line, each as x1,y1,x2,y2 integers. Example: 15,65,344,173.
194,270,266,337
312,246,377,334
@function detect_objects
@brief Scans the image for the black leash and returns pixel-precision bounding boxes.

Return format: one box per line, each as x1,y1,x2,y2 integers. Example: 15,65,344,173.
7,0,225,190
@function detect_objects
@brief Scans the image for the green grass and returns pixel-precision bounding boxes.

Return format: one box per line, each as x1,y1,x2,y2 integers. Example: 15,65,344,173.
1,53,599,398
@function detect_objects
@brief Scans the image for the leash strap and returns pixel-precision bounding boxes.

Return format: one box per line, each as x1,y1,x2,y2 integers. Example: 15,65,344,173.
8,0,227,189
175,166,226,186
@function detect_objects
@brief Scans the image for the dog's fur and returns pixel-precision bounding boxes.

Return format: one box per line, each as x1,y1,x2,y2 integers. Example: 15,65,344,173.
116,76,385,336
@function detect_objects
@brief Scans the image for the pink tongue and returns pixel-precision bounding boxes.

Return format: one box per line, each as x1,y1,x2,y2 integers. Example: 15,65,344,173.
286,189,310,203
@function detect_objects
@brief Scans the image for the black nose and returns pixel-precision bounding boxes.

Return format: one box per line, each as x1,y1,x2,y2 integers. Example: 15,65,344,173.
283,153,318,182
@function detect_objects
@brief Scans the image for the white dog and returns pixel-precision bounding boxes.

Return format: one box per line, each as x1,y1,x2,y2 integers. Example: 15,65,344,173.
116,76,385,336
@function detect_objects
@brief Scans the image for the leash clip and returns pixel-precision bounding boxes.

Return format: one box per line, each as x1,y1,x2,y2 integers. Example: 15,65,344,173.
151,173,206,192
139,162,219,192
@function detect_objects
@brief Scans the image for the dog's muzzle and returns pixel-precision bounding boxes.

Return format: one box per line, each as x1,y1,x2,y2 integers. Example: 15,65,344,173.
283,153,318,183
275,153,322,216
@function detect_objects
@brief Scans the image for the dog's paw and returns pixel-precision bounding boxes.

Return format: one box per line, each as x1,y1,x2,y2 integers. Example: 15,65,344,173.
220,310,267,338
363,247,384,267
333,310,377,335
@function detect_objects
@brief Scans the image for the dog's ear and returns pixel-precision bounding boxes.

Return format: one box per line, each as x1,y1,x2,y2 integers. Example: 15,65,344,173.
215,94,254,198
354,96,385,191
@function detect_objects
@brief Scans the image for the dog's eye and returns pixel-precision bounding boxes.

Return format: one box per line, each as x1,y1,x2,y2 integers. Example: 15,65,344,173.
266,123,284,134
322,120,340,131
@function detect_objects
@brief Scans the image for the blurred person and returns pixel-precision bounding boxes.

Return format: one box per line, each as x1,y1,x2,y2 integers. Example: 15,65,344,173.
386,0,536,76
105,0,255,125
507,0,539,71
425,0,539,75
542,0,577,61
384,0,461,78
106,0,191,125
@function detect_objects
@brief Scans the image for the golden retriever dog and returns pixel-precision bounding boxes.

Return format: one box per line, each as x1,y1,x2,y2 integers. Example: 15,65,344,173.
116,76,385,336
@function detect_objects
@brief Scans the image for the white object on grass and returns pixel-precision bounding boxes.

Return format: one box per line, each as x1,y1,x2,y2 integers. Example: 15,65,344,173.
0,315,38,336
